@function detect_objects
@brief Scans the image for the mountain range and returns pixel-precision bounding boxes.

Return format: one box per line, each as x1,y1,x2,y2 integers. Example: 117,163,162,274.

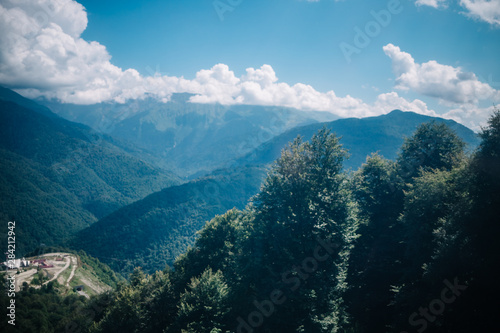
40,95,338,178
0,86,480,274
0,87,179,255
236,109,480,170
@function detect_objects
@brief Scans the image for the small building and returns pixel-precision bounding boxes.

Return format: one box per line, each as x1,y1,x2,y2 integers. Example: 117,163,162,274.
32,259,47,264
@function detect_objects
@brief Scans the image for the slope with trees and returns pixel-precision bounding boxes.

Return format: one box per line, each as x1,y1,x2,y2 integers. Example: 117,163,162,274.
236,110,479,170
42,94,338,178
72,166,268,275
0,90,180,255
79,113,499,333
74,111,480,278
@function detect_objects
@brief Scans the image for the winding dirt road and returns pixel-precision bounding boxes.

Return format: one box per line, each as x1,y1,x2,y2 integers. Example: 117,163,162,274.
8,253,78,291
43,256,71,285
65,256,78,287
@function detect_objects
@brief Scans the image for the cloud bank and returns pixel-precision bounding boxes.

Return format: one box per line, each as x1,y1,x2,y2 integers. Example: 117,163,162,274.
0,0,496,130
0,0,437,120
383,43,500,105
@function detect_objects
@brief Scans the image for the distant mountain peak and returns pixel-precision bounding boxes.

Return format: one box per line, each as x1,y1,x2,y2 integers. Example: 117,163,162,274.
387,109,404,114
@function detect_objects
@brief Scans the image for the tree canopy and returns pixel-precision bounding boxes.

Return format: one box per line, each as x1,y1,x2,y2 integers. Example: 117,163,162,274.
5,117,499,333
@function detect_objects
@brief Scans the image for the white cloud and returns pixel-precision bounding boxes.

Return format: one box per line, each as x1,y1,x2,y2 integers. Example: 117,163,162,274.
0,0,437,120
190,64,378,118
186,65,438,119
414,0,500,27
383,43,500,105
383,43,500,129
373,92,438,117
415,0,448,8
3,0,490,131
0,0,124,103
460,0,500,27
443,104,496,131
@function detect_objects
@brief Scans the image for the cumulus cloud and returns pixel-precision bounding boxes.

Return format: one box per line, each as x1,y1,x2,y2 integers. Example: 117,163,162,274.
190,64,384,118
0,0,439,121
373,92,438,117
443,104,497,131
0,0,149,103
383,43,500,105
383,43,499,129
460,0,500,27
8,0,495,130
415,0,448,8
186,65,438,119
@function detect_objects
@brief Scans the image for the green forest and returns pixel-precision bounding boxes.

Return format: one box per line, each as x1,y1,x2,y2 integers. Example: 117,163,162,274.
2,111,499,333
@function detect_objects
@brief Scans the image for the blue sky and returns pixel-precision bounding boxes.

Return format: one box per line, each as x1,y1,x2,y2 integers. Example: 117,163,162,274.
1,0,499,129
79,0,499,96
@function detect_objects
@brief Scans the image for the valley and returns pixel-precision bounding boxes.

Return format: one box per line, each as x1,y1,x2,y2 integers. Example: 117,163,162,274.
2,1,498,331
2,86,497,333
1,87,480,275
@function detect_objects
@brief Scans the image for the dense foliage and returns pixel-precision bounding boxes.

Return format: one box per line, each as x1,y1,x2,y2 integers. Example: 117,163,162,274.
76,111,480,278
2,95,498,332
80,114,498,332
0,97,180,255
72,166,268,275
0,280,88,333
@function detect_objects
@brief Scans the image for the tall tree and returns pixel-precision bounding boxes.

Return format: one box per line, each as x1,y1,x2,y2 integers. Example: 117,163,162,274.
393,112,499,333
176,268,231,333
91,269,176,333
397,122,465,182
345,154,404,333
235,128,357,332
426,110,500,332
173,209,245,291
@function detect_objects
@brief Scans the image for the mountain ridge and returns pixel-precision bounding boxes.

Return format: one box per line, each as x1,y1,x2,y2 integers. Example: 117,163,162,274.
0,90,181,255
236,109,480,170
71,165,268,274
73,109,479,275
40,96,339,177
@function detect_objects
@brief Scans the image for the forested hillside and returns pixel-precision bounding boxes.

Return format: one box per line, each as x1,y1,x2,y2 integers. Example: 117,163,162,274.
72,166,268,274
75,109,479,277
17,110,496,333
236,109,480,170
0,90,180,255
2,0,497,331
42,95,338,178
1,86,496,333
